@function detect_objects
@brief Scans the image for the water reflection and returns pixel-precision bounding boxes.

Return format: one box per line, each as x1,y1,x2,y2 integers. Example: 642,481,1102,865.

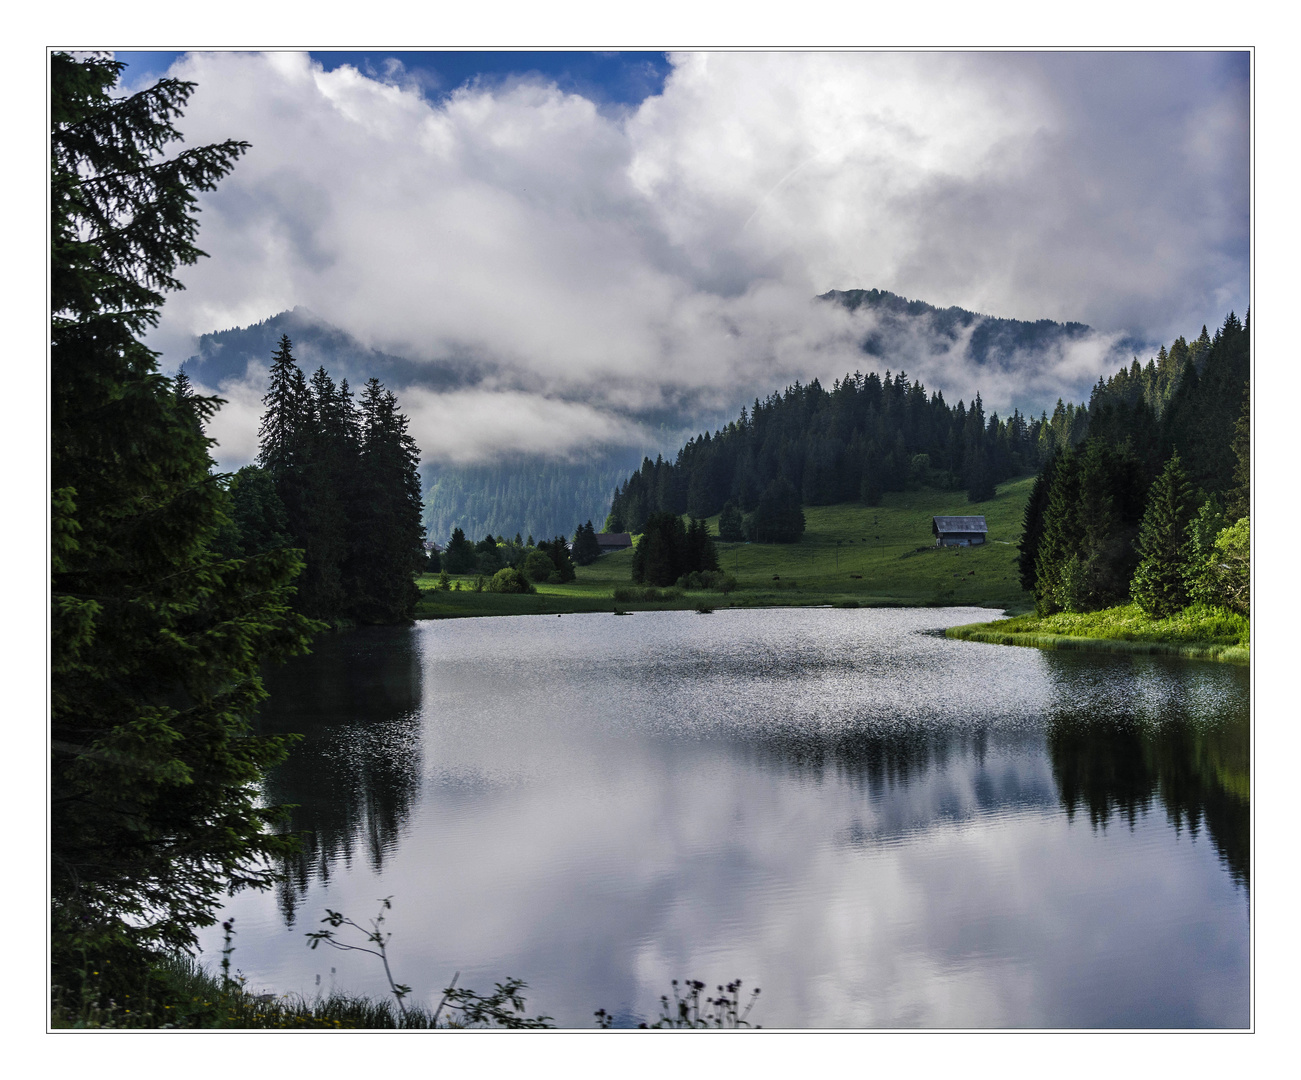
226,610,1248,1027
257,627,424,924
1048,718,1249,890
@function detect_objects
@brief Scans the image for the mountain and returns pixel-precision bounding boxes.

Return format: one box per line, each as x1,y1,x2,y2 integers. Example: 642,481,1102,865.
180,292,1156,545
181,306,470,392
821,288,1148,364
180,310,671,543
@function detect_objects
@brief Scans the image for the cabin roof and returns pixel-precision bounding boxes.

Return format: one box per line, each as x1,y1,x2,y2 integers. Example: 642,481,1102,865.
594,532,632,546
932,515,988,534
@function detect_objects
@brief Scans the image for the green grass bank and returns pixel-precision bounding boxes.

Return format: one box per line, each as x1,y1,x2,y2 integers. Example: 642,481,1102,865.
945,602,1250,664
416,476,1036,618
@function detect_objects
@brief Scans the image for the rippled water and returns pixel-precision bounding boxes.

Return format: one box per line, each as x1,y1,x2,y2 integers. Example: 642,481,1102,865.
201,607,1250,1029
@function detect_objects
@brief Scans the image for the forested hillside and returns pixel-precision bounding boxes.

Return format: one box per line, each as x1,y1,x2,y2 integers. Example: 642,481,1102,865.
1022,311,1249,618
824,288,1106,364
423,452,643,547
183,306,468,392
606,371,1069,536
606,308,1250,623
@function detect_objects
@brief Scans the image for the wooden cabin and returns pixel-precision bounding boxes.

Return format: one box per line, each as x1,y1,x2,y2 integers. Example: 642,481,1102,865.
932,516,988,547
594,532,633,553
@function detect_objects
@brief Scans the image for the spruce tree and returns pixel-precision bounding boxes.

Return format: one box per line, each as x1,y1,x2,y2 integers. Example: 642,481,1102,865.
748,476,806,543
718,501,745,542
1017,451,1057,594
685,516,720,573
348,379,426,622
1034,448,1080,614
1228,383,1250,520
257,335,310,480
443,527,477,573
1131,453,1196,617
632,513,686,586
538,535,577,582
572,520,602,565
51,53,316,980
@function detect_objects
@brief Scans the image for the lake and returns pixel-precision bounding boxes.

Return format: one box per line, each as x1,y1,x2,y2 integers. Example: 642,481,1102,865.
200,607,1250,1029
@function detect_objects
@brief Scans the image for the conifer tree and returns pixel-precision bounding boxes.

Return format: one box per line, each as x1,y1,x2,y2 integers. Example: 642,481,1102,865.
1017,451,1058,594
538,535,577,582
572,520,602,565
257,335,310,480
1131,453,1196,617
632,513,686,586
51,52,316,980
748,476,806,543
718,501,745,542
685,517,720,574
1034,448,1081,614
1228,383,1250,520
443,527,477,573
348,379,426,622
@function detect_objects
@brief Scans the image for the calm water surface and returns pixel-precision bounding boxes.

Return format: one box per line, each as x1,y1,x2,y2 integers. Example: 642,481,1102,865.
202,607,1250,1028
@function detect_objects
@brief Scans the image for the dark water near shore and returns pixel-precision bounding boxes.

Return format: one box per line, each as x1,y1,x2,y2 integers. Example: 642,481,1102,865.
201,607,1250,1028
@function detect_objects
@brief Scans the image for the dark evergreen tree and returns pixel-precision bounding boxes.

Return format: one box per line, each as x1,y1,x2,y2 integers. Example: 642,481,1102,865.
257,335,310,480
1071,440,1147,610
296,365,353,618
964,444,996,502
1228,383,1250,521
1131,453,1196,617
684,517,720,575
212,465,291,557
1034,448,1081,615
1017,451,1058,594
538,535,577,582
859,445,884,506
717,501,745,542
632,513,687,586
442,526,477,573
347,379,426,622
748,476,806,543
50,52,316,981
571,520,602,565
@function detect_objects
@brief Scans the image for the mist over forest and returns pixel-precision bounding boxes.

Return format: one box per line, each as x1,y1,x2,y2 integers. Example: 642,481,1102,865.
182,289,1154,540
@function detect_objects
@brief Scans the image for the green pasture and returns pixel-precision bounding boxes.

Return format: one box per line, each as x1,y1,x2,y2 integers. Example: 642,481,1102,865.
415,476,1036,618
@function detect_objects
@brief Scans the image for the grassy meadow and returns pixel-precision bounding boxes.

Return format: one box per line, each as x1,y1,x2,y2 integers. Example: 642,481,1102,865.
946,602,1250,664
415,476,1035,618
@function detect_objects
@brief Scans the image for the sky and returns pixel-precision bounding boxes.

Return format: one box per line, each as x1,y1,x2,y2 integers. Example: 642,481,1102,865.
114,50,1251,470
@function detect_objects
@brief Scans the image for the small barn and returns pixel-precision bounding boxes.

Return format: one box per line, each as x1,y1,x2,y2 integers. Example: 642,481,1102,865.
594,532,633,553
932,516,988,547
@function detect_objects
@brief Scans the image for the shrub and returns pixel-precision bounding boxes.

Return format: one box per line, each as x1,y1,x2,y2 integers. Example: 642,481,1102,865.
1188,517,1250,615
611,586,685,602
487,567,536,594
676,570,738,593
522,549,555,583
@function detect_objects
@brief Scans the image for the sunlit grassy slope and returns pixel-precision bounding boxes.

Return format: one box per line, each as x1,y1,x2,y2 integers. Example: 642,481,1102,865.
415,475,1035,618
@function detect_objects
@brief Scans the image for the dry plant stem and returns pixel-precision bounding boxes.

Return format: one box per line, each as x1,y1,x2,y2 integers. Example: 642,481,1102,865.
306,897,412,1023
431,971,459,1026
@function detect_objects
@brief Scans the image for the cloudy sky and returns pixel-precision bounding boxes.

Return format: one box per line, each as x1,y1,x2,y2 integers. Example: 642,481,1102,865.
118,50,1250,468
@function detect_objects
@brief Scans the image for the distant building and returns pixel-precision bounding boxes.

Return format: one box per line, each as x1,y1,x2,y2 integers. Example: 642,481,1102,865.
932,516,988,547
594,532,633,553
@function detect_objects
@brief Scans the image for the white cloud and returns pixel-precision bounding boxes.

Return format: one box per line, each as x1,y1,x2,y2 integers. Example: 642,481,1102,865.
398,387,651,465
144,50,1248,466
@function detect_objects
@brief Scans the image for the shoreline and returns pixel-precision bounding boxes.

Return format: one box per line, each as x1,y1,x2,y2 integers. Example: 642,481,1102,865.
944,621,1249,665
413,592,1021,620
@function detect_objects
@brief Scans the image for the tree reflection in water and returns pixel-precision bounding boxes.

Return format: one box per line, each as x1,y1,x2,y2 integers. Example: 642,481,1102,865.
1047,713,1248,891
254,626,425,925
